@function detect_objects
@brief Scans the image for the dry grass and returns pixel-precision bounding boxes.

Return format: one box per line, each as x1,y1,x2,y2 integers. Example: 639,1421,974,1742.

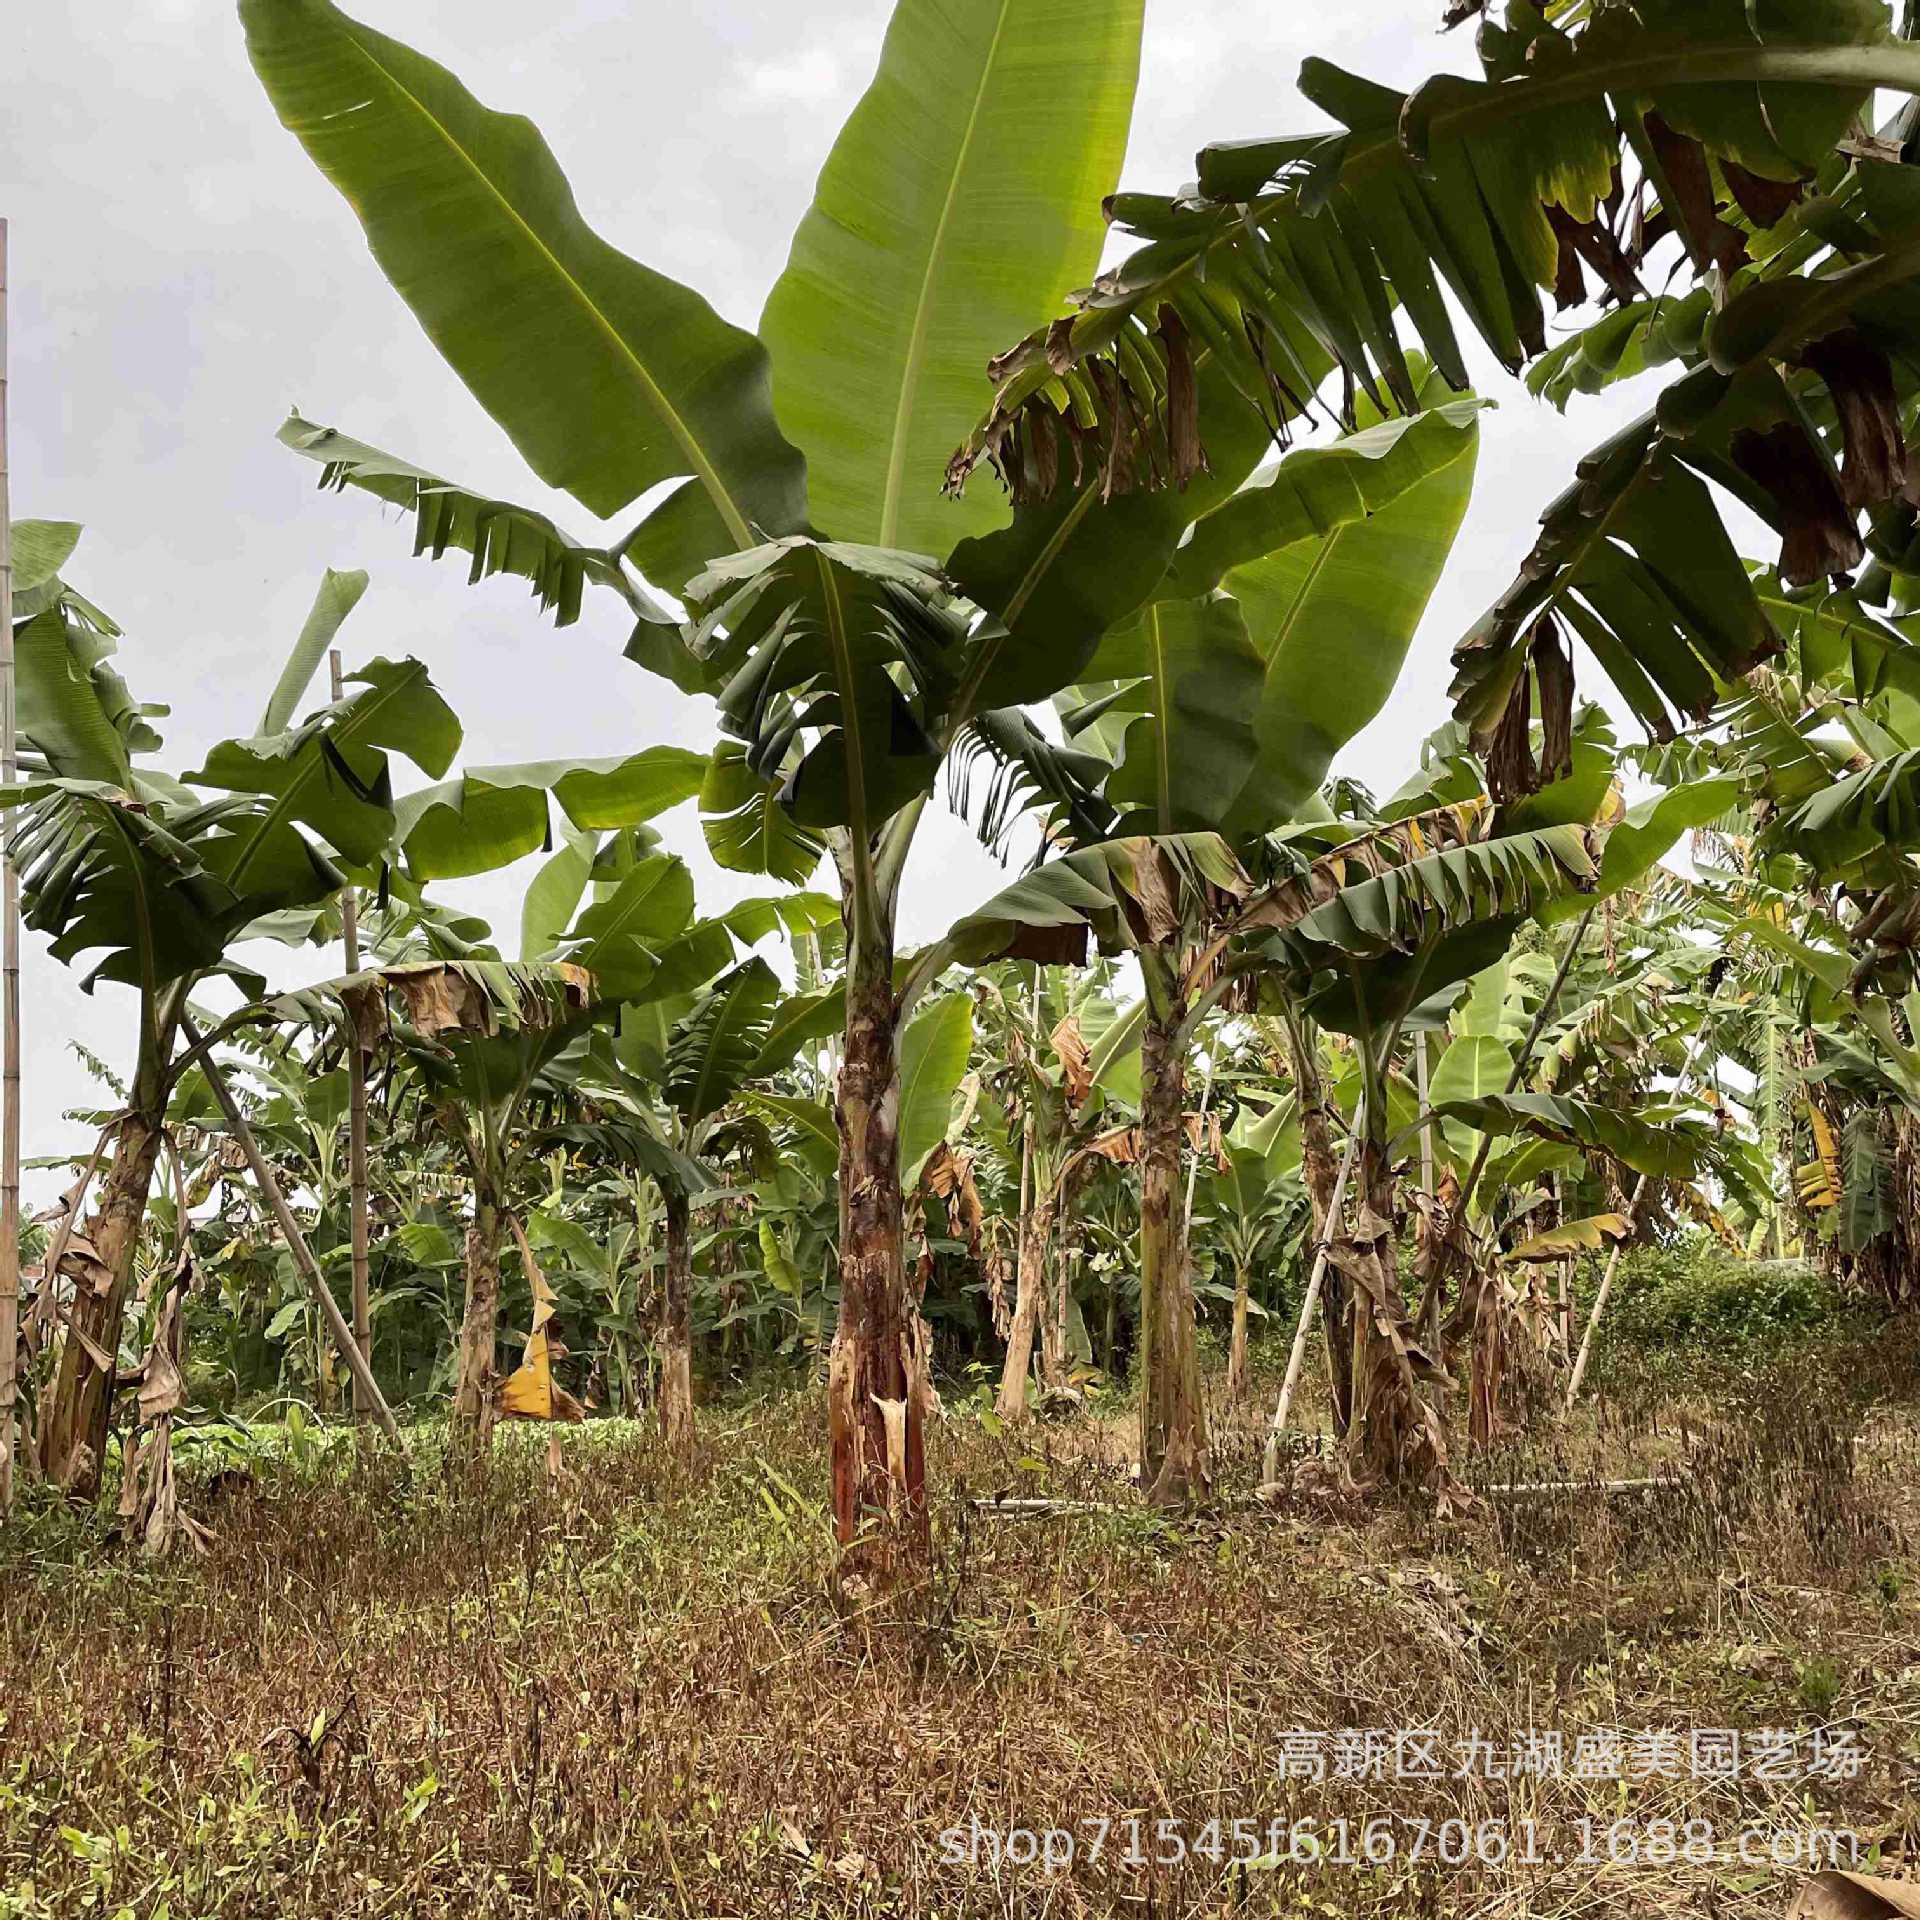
3,1339,1918,1918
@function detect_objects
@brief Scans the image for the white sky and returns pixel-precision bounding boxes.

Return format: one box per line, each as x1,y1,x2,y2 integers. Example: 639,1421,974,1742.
4,0,1657,1199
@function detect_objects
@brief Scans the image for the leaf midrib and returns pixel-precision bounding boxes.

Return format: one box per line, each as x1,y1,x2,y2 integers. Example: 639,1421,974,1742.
878,0,1015,548
326,20,753,548
1146,603,1173,835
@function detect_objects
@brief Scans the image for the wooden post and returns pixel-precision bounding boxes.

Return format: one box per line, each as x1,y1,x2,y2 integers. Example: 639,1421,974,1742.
181,1015,402,1446
330,650,373,1416
0,220,17,1514
1261,1104,1362,1485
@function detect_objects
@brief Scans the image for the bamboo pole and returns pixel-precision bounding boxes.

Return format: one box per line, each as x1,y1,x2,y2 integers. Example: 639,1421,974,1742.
1563,1172,1644,1407
0,220,17,1514
1261,1102,1362,1484
1414,903,1597,1339
330,650,373,1418
181,1015,401,1445
1415,1035,1439,1350
1565,1015,1718,1410
1552,1172,1573,1356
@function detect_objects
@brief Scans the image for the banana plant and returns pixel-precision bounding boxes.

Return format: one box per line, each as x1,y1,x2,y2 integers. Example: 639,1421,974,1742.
568,960,784,1455
242,0,1154,1561
276,817,820,1447
953,0,1920,775
1199,1094,1304,1405
964,960,1134,1417
913,380,1482,1498
4,539,453,1493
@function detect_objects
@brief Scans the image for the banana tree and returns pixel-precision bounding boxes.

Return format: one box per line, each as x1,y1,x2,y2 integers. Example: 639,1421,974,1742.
241,0,1155,1561
11,530,709,1483
1209,734,1728,1480
954,0,1920,777
5,542,461,1493
571,959,784,1454
932,383,1483,1498
269,951,629,1447
307,820,815,1447
959,961,1128,1417
1201,1094,1305,1405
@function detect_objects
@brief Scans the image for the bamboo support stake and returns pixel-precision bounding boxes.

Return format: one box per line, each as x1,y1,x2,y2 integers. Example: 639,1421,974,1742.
0,220,17,1514
182,1016,401,1446
330,650,373,1418
1262,1102,1363,1484
1413,904,1597,1344
1563,1175,1643,1408
1415,1036,1439,1349
1565,1015,1719,1410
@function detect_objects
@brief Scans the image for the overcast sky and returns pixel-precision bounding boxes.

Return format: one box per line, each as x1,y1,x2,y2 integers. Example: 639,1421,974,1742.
3,0,1653,1198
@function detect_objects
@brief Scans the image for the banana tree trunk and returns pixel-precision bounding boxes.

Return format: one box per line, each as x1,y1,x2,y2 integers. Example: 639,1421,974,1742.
659,1186,694,1456
37,1106,167,1496
828,943,927,1565
1343,1137,1447,1488
995,1191,1053,1419
1291,1025,1354,1433
1138,997,1209,1506
1225,1252,1252,1405
452,1184,504,1450
38,1010,176,1498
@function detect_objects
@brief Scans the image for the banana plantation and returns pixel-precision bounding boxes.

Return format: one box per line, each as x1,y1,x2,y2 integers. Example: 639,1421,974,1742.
8,0,1920,1913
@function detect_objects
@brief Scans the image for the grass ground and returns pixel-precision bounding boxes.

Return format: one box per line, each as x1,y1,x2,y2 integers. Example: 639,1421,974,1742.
2,1334,1918,1918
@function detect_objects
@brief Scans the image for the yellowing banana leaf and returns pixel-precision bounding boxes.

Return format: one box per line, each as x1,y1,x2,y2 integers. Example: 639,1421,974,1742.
1505,1213,1629,1263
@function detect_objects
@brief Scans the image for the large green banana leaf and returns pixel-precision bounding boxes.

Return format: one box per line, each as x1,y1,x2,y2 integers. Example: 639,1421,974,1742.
1221,397,1480,835
759,0,1142,556
923,833,1246,991
241,0,807,591
946,344,1296,711
1076,594,1263,835
396,747,707,880
193,656,461,875
898,990,974,1186
1210,1095,1298,1223
665,959,781,1126
1427,1030,1513,1170
687,539,950,837
276,416,672,629
1162,397,1485,605
1066,389,1481,842
1258,825,1596,965
14,610,137,785
12,521,83,603
259,568,369,733
552,852,696,1000
748,982,849,1080
7,777,342,994
1434,1090,1722,1184
699,742,829,886
518,822,599,963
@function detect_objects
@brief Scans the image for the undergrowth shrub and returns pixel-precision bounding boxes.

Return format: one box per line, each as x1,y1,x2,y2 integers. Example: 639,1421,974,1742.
1584,1237,1870,1362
